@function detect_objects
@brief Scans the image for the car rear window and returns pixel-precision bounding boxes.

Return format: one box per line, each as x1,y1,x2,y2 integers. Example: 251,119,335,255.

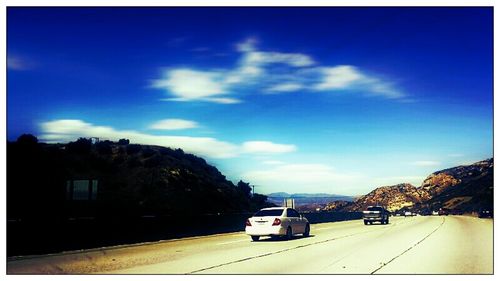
254,209,284,217
367,207,384,212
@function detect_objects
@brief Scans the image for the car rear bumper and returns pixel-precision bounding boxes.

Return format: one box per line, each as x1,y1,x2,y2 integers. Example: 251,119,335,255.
364,217,383,221
245,225,287,236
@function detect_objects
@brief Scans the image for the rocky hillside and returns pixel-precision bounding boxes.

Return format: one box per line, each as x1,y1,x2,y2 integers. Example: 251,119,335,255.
340,159,493,213
342,183,431,212
417,159,493,212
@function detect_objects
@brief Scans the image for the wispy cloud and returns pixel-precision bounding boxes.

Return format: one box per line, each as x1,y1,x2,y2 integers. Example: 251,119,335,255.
265,83,304,93
152,37,406,103
262,160,286,165
150,119,199,130
313,65,404,99
39,119,296,159
411,161,441,167
191,47,210,52
242,141,297,154
7,56,32,71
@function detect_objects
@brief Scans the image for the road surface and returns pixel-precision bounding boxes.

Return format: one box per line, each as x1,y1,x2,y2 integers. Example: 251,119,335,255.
7,215,493,274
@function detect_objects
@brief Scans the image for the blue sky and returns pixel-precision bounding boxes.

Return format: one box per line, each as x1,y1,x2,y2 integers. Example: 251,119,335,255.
7,7,493,195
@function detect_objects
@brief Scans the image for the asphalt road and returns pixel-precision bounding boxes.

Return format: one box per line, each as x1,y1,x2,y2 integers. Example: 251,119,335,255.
7,215,493,274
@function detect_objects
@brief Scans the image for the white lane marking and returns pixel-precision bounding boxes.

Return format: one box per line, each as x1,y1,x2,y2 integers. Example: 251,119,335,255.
216,239,249,246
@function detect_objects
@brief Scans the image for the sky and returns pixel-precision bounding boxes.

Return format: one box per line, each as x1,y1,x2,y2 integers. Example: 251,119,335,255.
7,7,493,196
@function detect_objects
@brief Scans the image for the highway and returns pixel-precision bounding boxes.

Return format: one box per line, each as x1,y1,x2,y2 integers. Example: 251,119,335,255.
7,215,493,274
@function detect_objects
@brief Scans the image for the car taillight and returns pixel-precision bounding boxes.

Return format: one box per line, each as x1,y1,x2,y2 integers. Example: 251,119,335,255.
272,218,281,226
246,219,252,226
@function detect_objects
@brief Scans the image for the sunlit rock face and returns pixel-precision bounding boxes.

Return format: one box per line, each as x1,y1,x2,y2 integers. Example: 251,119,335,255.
340,159,493,213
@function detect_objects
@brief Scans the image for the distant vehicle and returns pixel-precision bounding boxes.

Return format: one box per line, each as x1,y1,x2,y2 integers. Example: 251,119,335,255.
432,211,439,216
478,209,493,218
363,206,390,225
245,207,310,241
404,211,413,217
438,209,449,216
420,210,432,216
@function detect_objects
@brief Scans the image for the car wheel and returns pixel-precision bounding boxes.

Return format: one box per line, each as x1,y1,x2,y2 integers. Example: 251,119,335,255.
251,236,259,241
286,227,293,240
364,220,368,225
303,224,310,237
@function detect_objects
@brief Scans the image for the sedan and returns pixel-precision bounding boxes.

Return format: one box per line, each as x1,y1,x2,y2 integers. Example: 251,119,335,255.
245,207,310,241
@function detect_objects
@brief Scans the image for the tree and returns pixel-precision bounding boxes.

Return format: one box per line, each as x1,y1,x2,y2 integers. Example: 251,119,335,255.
237,180,252,197
118,139,130,145
16,134,38,146
66,138,92,154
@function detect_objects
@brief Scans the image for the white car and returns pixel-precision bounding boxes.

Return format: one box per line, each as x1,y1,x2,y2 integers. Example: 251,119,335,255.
245,207,310,241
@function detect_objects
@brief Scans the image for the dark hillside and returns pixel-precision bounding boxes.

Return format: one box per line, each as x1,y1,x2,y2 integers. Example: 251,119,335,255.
7,135,272,220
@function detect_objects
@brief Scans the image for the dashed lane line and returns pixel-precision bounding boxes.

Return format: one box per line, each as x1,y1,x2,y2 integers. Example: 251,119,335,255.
370,217,446,274
216,239,250,246
189,222,401,274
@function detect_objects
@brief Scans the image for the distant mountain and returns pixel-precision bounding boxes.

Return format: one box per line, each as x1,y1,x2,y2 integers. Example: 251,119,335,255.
339,159,493,213
267,192,355,207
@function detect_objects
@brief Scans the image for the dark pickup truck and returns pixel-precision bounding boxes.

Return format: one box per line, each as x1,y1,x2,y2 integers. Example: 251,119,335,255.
363,206,390,225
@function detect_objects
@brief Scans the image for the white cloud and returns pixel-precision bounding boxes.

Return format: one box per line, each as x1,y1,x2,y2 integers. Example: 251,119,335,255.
242,163,361,193
313,65,364,90
150,119,199,130
412,161,441,167
227,39,315,86
39,120,296,159
40,119,238,159
153,37,405,103
265,83,303,93
152,69,231,103
242,141,297,154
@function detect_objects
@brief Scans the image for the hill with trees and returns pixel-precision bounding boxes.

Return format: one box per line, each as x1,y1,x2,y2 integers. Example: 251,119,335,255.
7,135,273,220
